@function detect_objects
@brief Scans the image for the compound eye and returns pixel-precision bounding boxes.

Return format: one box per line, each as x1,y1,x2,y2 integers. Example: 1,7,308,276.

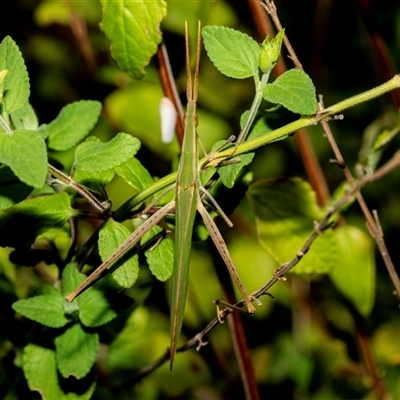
194,114,199,127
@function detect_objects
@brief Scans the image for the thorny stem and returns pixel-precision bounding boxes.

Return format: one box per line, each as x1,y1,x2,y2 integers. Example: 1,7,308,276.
127,151,400,381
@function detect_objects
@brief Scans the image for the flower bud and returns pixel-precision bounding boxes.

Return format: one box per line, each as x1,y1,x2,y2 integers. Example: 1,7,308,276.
259,29,285,73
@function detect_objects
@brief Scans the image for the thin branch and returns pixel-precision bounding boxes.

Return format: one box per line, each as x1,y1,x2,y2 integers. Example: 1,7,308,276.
318,97,400,302
47,164,111,214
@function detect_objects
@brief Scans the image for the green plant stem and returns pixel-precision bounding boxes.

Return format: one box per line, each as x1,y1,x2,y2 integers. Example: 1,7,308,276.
236,72,270,145
115,74,400,220
324,74,400,114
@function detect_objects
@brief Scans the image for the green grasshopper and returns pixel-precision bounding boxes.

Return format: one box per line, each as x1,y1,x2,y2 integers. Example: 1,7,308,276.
65,22,255,369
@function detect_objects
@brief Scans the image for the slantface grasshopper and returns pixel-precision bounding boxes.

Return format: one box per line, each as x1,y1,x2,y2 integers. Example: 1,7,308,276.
66,22,255,369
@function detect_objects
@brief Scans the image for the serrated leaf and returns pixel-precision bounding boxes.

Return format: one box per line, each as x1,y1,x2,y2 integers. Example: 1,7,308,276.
202,25,260,79
22,344,96,400
248,178,337,274
62,263,120,327
72,136,115,191
0,164,33,210
100,0,167,79
0,36,30,114
10,102,38,130
98,219,139,288
55,323,99,379
0,192,72,248
263,69,317,115
329,226,375,316
115,157,153,191
218,153,254,189
73,132,140,173
46,100,102,151
0,129,47,188
141,225,173,281
12,293,68,328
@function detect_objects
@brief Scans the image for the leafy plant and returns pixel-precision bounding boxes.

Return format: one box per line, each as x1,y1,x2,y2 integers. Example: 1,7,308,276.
1,1,400,399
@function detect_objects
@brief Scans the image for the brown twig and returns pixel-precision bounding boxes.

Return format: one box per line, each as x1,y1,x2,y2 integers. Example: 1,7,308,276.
318,97,400,303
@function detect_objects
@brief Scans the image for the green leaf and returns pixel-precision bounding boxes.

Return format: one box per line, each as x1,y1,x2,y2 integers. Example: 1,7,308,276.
202,25,260,79
218,152,254,189
78,288,124,328
22,344,96,400
10,102,38,130
0,129,47,188
12,293,68,328
359,116,400,172
248,178,337,274
98,219,139,288
0,164,33,210
0,192,72,248
62,263,87,298
141,226,173,281
73,132,140,173
55,323,99,379
0,36,30,114
263,69,317,115
62,263,120,327
73,167,115,194
46,100,102,151
115,157,153,191
329,226,375,316
73,137,115,192
100,0,167,79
